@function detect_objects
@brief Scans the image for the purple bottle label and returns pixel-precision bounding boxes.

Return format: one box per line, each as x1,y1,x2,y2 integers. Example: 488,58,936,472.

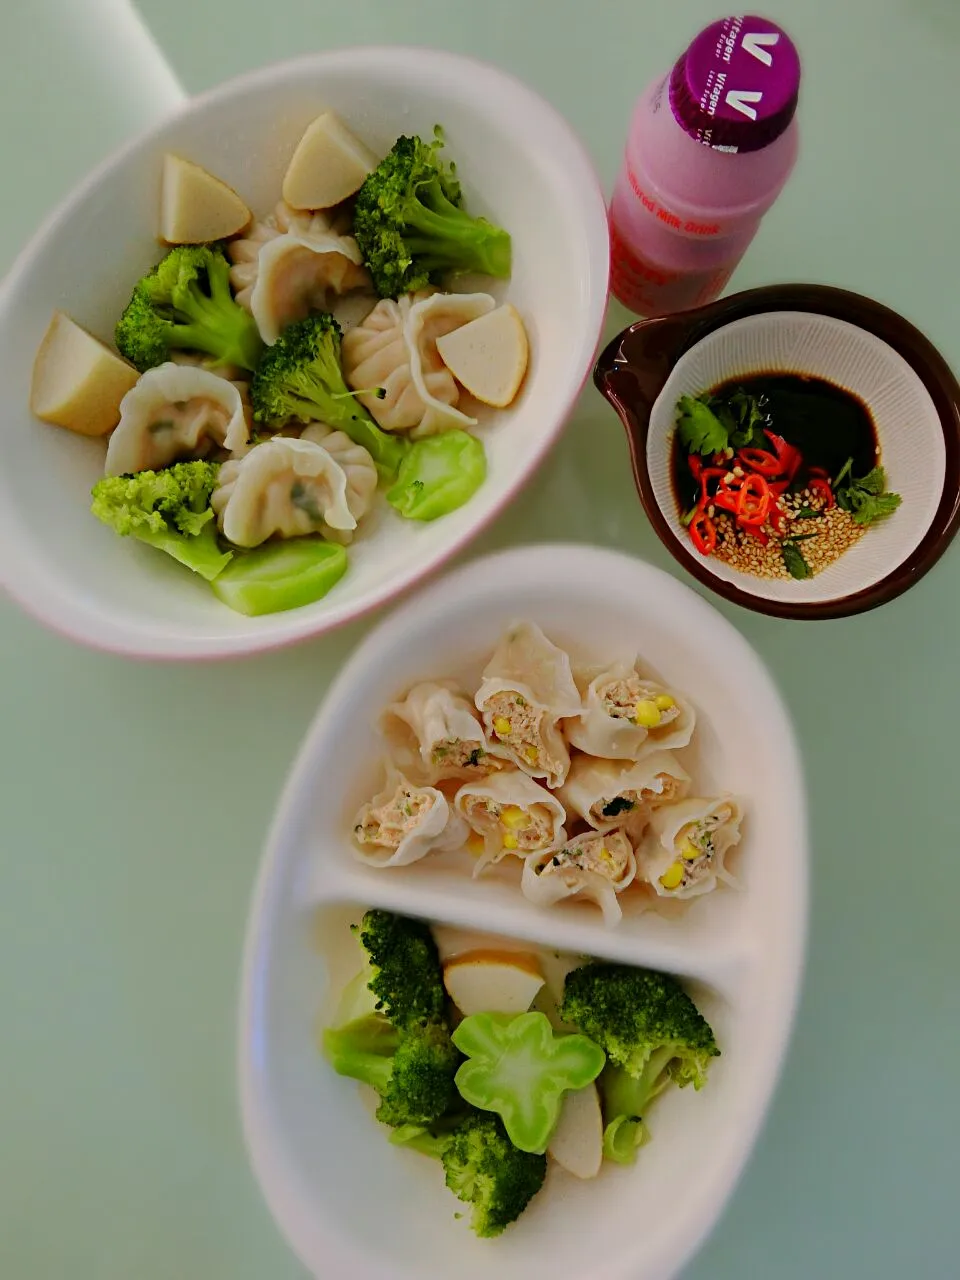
669,15,801,153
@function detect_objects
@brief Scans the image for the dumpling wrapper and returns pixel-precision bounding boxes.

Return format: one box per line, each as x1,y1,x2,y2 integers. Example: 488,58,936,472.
637,795,743,900
401,291,496,433
454,769,566,877
475,621,582,788
565,659,695,761
104,362,248,475
250,232,369,345
521,828,637,928
351,767,468,868
559,751,691,836
342,291,461,434
380,679,508,784
211,437,354,547
299,423,378,545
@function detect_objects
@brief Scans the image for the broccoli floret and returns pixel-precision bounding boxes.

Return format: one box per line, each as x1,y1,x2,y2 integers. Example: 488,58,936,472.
90,461,231,581
322,911,459,1127
115,244,264,373
441,1113,546,1238
353,129,512,298
356,909,449,1027
560,964,719,1145
249,315,407,477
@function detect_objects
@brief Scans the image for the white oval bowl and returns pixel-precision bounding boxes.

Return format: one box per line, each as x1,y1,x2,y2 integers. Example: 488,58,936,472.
239,544,808,1280
0,48,609,658
646,311,944,604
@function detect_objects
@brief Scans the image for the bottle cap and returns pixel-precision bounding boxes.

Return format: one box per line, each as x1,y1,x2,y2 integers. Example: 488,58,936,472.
669,15,801,153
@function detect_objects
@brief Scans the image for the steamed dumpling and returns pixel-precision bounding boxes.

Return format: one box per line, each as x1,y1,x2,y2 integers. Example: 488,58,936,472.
637,795,743,900
558,751,691,835
565,660,696,761
380,678,507,783
228,201,369,341
104,362,248,475
475,621,582,788
211,436,355,547
341,289,495,436
341,291,450,432
299,423,377,543
454,769,566,877
351,767,468,868
521,828,637,928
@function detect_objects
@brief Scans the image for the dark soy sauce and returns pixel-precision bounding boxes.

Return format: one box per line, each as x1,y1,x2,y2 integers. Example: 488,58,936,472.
672,372,880,514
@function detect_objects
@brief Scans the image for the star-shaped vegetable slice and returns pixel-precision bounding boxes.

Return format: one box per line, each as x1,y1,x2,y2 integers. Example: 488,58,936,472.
452,1011,606,1154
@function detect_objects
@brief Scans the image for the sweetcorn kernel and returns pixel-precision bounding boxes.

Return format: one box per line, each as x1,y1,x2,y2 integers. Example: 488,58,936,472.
502,833,520,850
501,806,528,830
493,716,512,736
659,862,685,890
655,694,676,711
633,700,662,727
680,840,701,861
522,746,539,765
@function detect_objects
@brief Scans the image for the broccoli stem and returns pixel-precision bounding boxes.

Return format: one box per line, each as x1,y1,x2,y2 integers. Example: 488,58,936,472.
135,519,232,582
171,289,264,372
322,1024,399,1093
281,374,409,477
403,184,512,279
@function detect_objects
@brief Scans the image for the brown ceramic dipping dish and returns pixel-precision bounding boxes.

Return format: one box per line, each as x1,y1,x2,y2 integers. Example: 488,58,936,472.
594,283,960,619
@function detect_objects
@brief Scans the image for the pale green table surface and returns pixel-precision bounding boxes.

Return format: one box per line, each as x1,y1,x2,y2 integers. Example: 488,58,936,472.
2,1,958,1276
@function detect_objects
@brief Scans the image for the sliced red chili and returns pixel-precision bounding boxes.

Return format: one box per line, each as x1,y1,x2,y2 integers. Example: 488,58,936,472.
808,465,830,479
689,509,717,556
764,430,802,482
688,455,704,481
737,447,782,477
698,467,727,504
809,477,835,508
736,473,771,524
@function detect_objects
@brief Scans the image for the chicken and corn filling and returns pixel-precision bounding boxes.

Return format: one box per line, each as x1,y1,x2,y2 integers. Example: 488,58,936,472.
600,677,679,731
592,773,684,825
538,830,633,885
460,796,554,852
658,807,732,892
430,738,504,776
481,691,558,773
354,780,434,848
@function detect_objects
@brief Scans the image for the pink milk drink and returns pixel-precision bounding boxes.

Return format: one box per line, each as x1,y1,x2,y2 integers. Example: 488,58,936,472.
609,14,801,317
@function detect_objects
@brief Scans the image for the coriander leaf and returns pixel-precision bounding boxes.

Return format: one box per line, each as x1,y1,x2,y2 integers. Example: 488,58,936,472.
852,466,886,496
782,541,812,580
850,490,902,526
723,388,769,449
675,395,728,457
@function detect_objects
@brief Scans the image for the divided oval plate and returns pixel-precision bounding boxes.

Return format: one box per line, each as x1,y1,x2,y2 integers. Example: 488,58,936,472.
238,544,808,1280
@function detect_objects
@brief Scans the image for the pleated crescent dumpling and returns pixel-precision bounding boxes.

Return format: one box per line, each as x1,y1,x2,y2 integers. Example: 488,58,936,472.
351,766,468,868
565,659,695,761
454,770,566,877
228,201,365,311
104,362,248,475
558,751,691,836
401,291,496,434
475,621,582,788
521,828,637,928
381,679,508,784
211,436,355,547
341,291,452,432
637,795,743,900
250,234,369,345
299,423,377,544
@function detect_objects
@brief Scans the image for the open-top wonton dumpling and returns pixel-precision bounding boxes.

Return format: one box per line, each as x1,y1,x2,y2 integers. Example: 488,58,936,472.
351,766,468,868
559,751,691,836
381,679,508,784
565,658,695,761
521,828,638,928
475,621,582,788
104,362,248,475
454,769,566,877
636,795,743,900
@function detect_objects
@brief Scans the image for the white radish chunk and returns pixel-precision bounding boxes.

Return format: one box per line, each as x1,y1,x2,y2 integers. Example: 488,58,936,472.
30,312,138,437
283,112,379,211
547,1081,603,1179
159,154,251,244
435,304,529,407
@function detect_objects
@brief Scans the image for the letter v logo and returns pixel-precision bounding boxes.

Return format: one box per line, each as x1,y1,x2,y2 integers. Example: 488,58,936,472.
742,32,780,66
725,90,763,120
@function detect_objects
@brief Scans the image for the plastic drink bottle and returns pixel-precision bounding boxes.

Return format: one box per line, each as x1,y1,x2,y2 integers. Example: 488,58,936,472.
609,14,801,317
